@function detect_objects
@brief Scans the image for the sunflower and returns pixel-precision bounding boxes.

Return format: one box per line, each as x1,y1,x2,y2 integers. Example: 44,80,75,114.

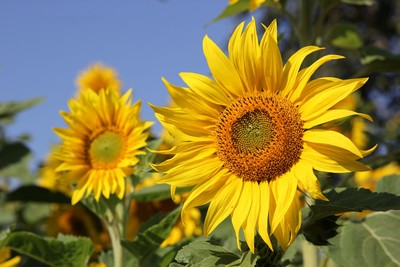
150,19,375,252
76,62,122,96
54,89,152,204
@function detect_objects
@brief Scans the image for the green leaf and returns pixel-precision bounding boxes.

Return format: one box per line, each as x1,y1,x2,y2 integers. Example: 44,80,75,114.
0,142,30,170
0,153,35,183
341,0,375,5
355,47,400,76
226,250,258,267
302,187,400,245
325,210,400,267
326,23,363,49
6,185,71,204
0,232,94,267
173,239,240,267
376,175,400,195
133,184,191,202
209,0,250,24
0,98,43,125
121,206,181,262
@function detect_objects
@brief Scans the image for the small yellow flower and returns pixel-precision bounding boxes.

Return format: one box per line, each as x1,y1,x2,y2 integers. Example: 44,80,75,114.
76,62,122,96
151,19,375,251
54,88,152,204
0,247,20,267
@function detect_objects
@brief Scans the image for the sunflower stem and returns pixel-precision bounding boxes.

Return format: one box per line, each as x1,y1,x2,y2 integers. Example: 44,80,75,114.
302,240,318,267
106,216,123,267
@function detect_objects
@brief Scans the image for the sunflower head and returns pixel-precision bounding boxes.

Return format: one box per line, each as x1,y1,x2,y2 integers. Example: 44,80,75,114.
54,88,152,204
151,18,375,252
76,62,122,96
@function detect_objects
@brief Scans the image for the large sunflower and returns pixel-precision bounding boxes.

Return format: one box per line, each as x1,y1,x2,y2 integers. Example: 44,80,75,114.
54,89,152,204
151,19,375,251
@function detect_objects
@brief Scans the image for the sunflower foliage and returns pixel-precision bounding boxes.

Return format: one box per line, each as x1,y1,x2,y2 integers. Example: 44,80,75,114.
1,1,400,267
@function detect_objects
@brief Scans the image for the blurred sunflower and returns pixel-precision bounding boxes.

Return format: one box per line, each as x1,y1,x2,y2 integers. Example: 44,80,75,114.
355,162,400,191
127,173,202,246
76,62,122,96
151,19,375,251
54,88,152,204
0,247,20,267
45,205,110,252
37,144,72,196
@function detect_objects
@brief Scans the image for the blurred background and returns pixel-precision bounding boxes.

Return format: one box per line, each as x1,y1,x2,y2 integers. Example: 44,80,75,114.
0,1,239,167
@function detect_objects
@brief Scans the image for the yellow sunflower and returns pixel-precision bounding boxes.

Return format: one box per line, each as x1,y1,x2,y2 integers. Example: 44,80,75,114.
0,247,20,267
150,19,375,252
54,88,152,204
76,62,122,96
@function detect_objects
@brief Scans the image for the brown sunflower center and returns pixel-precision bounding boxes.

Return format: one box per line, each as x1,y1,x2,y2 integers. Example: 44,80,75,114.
89,131,125,168
215,92,304,182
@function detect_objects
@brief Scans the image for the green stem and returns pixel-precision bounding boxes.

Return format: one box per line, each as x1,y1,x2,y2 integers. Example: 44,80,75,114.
106,218,123,267
302,240,319,267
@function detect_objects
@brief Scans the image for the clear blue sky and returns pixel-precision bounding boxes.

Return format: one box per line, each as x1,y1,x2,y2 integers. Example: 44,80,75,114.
0,1,241,167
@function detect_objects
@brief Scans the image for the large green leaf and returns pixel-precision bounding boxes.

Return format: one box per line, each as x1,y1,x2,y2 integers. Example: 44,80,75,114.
0,232,94,267
6,185,71,204
376,175,400,195
121,206,181,262
302,187,400,245
326,210,400,267
0,142,30,170
0,98,43,125
173,239,240,267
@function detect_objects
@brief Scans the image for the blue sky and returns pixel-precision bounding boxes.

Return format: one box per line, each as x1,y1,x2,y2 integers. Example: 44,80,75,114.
0,1,241,167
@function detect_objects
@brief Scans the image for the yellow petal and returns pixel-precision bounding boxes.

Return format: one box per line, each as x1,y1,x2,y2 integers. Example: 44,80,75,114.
288,54,344,102
179,72,230,106
292,161,328,201
204,176,242,235
260,32,282,93
299,78,368,121
242,181,260,253
301,143,370,173
304,109,373,129
231,180,252,249
270,172,298,232
257,181,273,250
280,46,323,97
303,129,363,158
203,35,244,97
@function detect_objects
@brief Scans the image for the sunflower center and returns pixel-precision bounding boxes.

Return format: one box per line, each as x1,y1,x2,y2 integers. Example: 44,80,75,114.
89,131,125,168
215,92,304,182
231,110,274,154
